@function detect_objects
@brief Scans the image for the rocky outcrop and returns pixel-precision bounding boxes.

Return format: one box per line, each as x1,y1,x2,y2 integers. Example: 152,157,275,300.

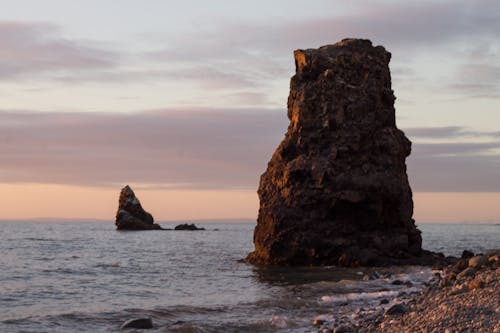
115,185,162,230
174,223,206,231
247,39,427,266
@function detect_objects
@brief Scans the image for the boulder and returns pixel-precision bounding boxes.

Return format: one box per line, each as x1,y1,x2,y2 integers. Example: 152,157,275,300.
115,185,162,230
468,255,488,268
384,304,409,316
456,267,476,280
120,317,153,329
246,39,424,266
174,223,206,231
461,250,474,259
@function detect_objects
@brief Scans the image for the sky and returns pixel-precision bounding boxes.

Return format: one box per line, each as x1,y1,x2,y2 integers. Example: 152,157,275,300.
1,0,499,223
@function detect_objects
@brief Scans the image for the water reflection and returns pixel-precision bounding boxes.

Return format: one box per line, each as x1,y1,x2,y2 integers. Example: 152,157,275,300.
251,264,364,285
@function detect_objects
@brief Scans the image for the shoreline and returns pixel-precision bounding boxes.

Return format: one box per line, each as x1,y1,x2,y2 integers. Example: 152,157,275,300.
317,250,500,333
361,250,499,332
306,250,499,333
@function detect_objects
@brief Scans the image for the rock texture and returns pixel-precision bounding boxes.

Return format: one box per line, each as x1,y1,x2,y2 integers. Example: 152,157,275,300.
115,185,162,230
247,39,425,266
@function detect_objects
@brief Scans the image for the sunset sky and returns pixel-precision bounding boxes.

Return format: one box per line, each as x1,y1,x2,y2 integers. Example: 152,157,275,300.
1,0,499,222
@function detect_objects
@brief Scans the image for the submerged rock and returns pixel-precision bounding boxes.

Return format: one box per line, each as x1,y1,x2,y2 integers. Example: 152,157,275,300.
174,223,206,231
120,317,153,329
247,39,426,266
115,185,162,230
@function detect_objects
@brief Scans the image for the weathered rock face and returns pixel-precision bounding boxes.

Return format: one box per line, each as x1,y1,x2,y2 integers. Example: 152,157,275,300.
247,39,424,266
115,185,162,230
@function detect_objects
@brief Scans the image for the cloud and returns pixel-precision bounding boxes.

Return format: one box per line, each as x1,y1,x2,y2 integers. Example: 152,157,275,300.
449,63,500,99
0,21,117,79
148,0,500,60
413,142,500,157
404,125,500,191
1,110,499,192
405,127,464,139
0,108,287,189
54,65,258,90
3,1,498,101
141,0,500,100
404,126,500,139
409,154,500,192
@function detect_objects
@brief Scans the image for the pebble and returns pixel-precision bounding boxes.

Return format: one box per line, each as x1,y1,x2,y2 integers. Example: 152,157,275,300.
468,278,484,290
468,255,488,268
461,250,474,259
333,326,348,333
456,267,476,280
313,319,326,327
489,254,499,263
384,304,408,316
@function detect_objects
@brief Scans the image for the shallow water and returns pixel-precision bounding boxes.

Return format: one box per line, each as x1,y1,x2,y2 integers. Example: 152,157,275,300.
0,222,498,332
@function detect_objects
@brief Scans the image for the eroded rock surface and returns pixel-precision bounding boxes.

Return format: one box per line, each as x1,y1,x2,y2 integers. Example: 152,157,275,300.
247,39,428,266
115,185,162,230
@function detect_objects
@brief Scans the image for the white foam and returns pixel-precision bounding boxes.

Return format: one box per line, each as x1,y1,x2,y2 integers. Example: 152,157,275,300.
321,290,399,304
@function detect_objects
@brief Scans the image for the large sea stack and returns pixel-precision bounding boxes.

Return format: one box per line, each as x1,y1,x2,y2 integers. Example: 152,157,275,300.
247,39,424,266
115,185,162,230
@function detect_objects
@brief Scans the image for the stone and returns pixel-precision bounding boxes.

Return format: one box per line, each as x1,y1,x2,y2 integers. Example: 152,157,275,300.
391,279,407,285
246,39,424,266
334,326,350,333
385,304,409,316
174,223,206,231
468,255,488,268
120,317,153,329
115,185,162,230
450,259,468,273
468,278,484,290
461,250,474,259
313,318,326,327
456,267,476,280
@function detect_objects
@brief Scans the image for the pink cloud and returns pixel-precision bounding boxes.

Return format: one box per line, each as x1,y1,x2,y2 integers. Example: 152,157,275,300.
0,21,117,79
1,109,500,192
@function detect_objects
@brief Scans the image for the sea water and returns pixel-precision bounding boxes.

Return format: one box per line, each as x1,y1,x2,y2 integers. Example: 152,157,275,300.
0,222,498,332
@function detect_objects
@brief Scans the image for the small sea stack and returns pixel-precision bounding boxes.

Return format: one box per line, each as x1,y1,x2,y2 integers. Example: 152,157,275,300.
115,185,162,230
174,223,206,231
247,39,427,266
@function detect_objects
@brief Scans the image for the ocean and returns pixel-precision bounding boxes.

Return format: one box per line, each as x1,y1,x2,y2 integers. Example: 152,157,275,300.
0,222,498,333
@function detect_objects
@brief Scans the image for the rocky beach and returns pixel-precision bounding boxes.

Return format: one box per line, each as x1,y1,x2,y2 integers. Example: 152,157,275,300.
359,251,499,333
2,1,499,332
305,250,500,333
